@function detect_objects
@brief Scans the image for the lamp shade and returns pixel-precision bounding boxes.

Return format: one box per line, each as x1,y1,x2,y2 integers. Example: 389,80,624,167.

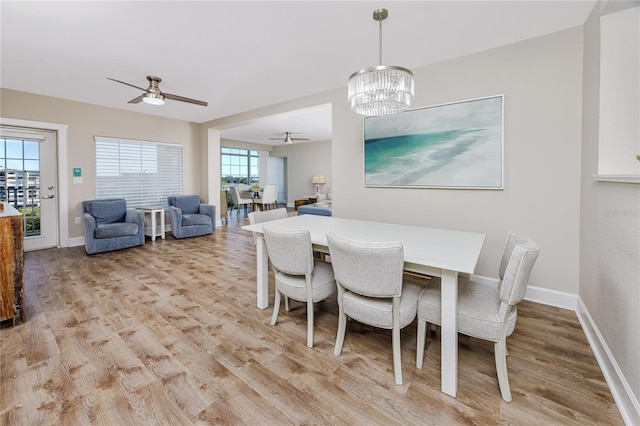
311,175,326,185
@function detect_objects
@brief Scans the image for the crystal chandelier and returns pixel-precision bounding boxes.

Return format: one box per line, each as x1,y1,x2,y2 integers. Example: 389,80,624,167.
348,8,414,116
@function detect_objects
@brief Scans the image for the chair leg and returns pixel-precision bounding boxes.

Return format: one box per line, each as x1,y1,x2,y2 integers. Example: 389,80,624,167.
271,289,281,325
334,287,347,356
494,338,512,402
416,319,426,369
306,293,314,348
393,326,402,385
392,298,402,385
284,295,290,312
334,311,346,356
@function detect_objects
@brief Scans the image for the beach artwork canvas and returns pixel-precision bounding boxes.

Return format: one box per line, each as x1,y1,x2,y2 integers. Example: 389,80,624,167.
364,95,503,189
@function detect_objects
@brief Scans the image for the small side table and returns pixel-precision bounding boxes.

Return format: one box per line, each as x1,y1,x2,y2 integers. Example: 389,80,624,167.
137,206,166,241
294,199,309,211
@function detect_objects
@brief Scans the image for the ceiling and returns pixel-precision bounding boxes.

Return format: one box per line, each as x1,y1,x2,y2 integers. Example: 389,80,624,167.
1,1,596,146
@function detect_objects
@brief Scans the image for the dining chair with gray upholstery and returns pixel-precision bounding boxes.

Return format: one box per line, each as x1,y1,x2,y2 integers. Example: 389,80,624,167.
229,185,254,217
262,224,337,348
326,232,425,385
254,184,278,211
416,231,540,401
248,207,288,242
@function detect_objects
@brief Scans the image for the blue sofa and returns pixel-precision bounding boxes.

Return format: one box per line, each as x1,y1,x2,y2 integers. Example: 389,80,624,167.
168,195,216,239
82,199,145,254
297,204,332,217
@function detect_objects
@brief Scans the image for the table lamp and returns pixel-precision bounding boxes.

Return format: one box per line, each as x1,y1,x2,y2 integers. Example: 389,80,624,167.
312,175,326,197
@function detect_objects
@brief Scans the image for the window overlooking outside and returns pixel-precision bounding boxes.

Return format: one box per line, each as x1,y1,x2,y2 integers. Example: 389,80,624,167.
221,147,259,186
0,137,41,236
95,137,182,208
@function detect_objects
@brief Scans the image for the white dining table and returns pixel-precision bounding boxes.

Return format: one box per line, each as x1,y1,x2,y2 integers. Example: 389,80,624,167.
242,214,485,398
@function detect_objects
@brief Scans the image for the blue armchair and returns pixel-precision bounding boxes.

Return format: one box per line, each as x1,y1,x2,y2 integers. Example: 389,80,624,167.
82,199,145,254
167,195,216,239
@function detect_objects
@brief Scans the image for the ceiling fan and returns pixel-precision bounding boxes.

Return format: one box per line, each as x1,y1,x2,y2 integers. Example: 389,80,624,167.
107,76,208,106
269,132,310,144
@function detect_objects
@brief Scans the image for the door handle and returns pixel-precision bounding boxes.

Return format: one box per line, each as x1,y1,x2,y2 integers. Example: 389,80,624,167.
41,194,55,199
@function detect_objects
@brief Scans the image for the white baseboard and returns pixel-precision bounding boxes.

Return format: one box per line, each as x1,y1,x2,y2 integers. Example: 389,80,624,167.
471,274,578,310
68,236,85,247
576,298,640,426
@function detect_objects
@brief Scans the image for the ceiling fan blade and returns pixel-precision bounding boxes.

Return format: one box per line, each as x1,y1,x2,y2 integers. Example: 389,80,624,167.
128,95,144,104
291,138,310,141
107,77,147,92
163,92,208,107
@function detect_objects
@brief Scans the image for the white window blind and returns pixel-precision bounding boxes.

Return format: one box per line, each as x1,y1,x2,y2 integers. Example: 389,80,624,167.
94,137,182,208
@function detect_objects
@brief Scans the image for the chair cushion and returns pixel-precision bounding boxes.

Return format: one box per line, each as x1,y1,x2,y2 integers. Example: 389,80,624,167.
418,277,517,342
171,195,200,214
342,278,423,329
182,213,212,226
87,199,127,224
275,261,336,303
95,222,139,239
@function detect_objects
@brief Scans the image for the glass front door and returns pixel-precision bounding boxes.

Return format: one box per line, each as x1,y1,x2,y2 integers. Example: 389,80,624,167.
0,127,58,250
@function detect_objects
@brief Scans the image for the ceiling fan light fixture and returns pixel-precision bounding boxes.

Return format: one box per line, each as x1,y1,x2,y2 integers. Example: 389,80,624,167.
348,8,414,116
142,92,165,105
284,133,293,144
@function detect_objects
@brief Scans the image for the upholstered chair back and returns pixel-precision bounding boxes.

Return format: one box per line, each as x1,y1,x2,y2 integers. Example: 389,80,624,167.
248,208,288,243
261,184,278,204
326,232,404,298
82,199,127,224
263,226,314,276
498,233,540,306
168,195,200,214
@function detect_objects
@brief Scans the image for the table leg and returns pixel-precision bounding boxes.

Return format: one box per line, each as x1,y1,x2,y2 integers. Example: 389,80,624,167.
441,269,458,397
256,234,269,309
150,211,157,242
160,210,165,239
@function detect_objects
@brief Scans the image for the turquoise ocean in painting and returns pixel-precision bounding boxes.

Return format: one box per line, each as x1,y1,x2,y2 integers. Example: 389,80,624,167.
364,126,502,187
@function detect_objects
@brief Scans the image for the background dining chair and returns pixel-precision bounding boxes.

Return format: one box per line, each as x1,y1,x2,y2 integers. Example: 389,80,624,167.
229,185,253,216
248,208,288,242
249,208,290,309
326,232,424,385
263,224,336,348
255,184,278,211
416,231,540,401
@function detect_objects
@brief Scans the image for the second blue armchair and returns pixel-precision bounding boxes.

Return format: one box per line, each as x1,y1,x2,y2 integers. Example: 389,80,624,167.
167,195,215,239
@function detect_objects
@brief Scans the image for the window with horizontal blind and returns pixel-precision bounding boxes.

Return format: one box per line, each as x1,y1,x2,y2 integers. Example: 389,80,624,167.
94,137,182,208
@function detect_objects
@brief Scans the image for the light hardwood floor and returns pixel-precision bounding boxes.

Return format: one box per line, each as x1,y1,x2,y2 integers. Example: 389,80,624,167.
1,211,623,425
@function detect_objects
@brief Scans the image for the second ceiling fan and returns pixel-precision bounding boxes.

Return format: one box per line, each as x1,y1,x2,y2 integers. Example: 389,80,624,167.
269,132,310,144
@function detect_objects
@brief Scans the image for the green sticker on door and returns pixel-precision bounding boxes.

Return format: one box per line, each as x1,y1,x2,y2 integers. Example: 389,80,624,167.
73,168,81,177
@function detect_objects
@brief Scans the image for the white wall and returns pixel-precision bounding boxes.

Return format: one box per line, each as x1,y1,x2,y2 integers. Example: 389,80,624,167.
271,140,332,205
580,2,640,421
266,156,286,204
598,6,640,175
